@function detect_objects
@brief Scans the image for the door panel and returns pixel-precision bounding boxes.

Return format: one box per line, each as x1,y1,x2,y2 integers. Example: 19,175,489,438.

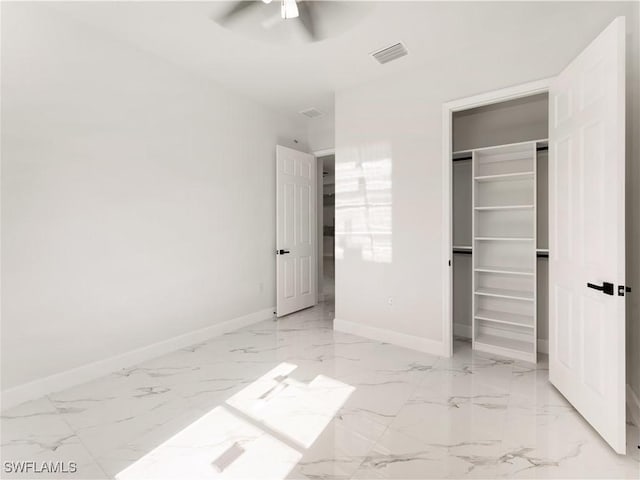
549,17,626,453
284,183,295,246
276,145,316,316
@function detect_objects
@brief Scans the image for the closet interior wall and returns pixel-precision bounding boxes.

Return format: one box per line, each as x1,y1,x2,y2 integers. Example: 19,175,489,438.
452,93,549,354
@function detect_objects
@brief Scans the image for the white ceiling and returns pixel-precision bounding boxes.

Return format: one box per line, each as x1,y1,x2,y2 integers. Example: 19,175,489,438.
51,1,635,123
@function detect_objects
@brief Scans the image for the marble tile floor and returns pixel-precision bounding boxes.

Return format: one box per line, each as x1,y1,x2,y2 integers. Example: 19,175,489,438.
1,302,638,479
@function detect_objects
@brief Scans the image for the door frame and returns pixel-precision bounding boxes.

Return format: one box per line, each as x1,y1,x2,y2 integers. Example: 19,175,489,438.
441,77,554,357
314,148,336,301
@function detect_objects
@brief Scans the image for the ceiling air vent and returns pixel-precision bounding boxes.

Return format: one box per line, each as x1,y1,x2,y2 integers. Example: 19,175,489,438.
300,108,323,118
371,42,408,65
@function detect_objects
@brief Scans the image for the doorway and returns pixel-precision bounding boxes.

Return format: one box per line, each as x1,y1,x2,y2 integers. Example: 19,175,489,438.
442,16,629,454
317,154,335,303
450,91,549,362
442,78,552,359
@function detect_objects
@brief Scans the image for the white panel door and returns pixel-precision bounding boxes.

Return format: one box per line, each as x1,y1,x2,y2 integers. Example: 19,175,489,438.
276,145,317,317
549,17,626,453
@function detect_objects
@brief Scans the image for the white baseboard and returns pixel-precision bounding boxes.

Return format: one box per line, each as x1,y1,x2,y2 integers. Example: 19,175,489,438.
454,323,549,354
2,307,274,411
627,384,640,428
334,318,448,357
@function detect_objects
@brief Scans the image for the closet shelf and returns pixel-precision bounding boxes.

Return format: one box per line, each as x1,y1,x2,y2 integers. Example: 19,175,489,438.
452,139,546,157
474,334,534,356
475,309,534,328
474,205,534,211
458,139,539,363
475,286,534,301
475,172,534,182
452,247,548,258
475,237,534,242
474,144,535,164
474,265,534,276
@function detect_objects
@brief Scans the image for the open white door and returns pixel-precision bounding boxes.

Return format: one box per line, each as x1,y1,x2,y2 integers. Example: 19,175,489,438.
276,145,317,317
549,17,626,453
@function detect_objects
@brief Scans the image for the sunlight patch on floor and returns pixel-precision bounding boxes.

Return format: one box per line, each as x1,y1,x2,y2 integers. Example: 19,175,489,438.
116,363,355,479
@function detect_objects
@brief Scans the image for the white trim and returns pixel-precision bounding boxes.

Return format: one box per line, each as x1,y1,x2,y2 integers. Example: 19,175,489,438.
627,384,640,428
442,104,453,358
316,155,324,302
334,318,449,357
1,307,274,411
444,77,554,113
313,148,335,158
454,323,549,355
537,339,549,355
442,77,555,359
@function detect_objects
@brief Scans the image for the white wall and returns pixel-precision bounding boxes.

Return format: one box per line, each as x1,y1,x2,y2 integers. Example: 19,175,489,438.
334,4,639,367
452,93,549,152
1,4,307,392
308,115,335,153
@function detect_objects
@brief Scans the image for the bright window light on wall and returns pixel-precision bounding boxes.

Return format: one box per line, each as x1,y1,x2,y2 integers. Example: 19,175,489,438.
281,0,299,19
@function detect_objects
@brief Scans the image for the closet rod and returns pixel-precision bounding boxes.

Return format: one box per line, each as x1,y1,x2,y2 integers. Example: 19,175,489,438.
452,145,549,162
452,248,549,258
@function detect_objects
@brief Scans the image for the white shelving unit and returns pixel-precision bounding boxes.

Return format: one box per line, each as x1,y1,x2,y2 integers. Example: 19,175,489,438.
471,141,537,362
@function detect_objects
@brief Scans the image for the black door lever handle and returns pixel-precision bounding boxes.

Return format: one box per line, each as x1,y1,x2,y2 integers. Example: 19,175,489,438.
587,281,614,295
277,249,290,255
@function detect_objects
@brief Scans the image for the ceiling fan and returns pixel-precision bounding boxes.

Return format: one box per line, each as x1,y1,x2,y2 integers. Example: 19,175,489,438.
216,0,321,41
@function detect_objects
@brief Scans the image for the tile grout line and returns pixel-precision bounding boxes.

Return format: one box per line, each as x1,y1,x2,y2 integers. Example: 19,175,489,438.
45,393,112,480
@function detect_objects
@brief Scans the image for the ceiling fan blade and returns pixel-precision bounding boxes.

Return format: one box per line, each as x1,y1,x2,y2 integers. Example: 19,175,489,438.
217,1,261,25
297,1,319,41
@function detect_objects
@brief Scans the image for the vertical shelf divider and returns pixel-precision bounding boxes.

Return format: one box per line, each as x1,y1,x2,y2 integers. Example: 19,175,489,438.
532,142,538,363
471,150,476,349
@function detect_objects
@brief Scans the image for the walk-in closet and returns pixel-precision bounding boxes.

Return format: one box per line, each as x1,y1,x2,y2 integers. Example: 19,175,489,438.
452,93,549,362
